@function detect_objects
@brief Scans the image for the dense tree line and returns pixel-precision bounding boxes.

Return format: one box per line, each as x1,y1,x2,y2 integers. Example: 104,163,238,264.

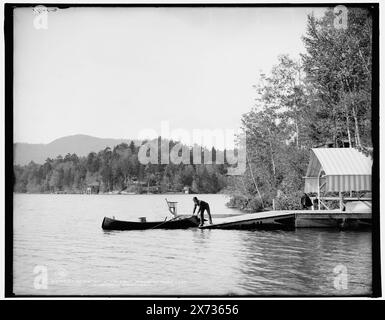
228,7,373,211
14,140,228,194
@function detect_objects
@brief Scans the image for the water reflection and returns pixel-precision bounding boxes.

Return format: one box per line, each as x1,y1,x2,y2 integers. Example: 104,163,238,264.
13,194,372,296
235,230,372,295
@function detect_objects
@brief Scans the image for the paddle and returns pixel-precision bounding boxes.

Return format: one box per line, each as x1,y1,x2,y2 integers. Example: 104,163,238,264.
149,215,181,230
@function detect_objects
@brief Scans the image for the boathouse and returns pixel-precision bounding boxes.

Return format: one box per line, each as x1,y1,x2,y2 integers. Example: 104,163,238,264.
303,148,372,210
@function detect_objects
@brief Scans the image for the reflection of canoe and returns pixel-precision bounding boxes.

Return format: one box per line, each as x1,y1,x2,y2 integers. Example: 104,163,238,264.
102,215,200,231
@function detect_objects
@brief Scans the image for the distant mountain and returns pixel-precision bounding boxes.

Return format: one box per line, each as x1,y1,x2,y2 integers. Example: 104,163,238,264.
14,134,140,165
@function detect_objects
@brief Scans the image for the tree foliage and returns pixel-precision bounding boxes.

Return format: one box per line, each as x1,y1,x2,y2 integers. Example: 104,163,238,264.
228,7,373,211
14,141,228,194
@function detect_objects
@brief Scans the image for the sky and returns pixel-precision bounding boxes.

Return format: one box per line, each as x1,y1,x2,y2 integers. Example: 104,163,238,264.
14,6,327,147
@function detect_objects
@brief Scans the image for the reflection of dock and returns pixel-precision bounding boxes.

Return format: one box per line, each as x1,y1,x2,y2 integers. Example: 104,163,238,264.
199,210,371,230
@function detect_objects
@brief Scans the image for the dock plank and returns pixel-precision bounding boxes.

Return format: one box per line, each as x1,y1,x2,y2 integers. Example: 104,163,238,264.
199,210,371,230
199,211,295,230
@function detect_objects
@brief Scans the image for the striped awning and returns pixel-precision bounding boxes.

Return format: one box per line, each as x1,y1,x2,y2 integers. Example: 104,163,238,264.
304,148,372,193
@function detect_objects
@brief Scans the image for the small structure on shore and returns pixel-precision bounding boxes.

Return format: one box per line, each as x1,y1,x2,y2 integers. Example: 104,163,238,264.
86,182,100,194
303,148,372,211
183,186,191,194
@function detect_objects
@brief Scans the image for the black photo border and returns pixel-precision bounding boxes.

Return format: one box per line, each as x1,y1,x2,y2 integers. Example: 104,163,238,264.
4,2,381,299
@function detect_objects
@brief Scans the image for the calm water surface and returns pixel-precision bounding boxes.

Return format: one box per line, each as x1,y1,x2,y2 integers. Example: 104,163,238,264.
13,194,372,295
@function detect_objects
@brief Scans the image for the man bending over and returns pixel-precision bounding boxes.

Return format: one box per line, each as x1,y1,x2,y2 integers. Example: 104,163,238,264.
193,197,213,227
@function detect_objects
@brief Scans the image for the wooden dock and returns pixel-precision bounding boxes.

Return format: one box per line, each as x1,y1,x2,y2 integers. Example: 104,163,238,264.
199,210,371,230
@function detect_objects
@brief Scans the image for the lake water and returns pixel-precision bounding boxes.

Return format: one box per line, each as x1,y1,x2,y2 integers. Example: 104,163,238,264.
13,194,372,296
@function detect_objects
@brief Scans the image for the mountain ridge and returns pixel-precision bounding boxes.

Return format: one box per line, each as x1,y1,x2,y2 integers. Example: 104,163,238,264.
14,134,140,165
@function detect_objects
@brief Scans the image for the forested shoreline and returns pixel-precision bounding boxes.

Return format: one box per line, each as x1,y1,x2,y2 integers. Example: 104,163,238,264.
14,139,230,194
14,8,373,210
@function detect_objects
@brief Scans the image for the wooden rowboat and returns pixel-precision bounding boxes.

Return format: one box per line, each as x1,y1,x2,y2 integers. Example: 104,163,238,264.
102,215,200,231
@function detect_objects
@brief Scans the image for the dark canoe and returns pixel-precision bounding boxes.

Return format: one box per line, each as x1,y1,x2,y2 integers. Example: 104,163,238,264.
102,215,200,231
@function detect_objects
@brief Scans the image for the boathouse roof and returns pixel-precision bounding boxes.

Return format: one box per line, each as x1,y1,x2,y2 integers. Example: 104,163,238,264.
304,148,372,192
